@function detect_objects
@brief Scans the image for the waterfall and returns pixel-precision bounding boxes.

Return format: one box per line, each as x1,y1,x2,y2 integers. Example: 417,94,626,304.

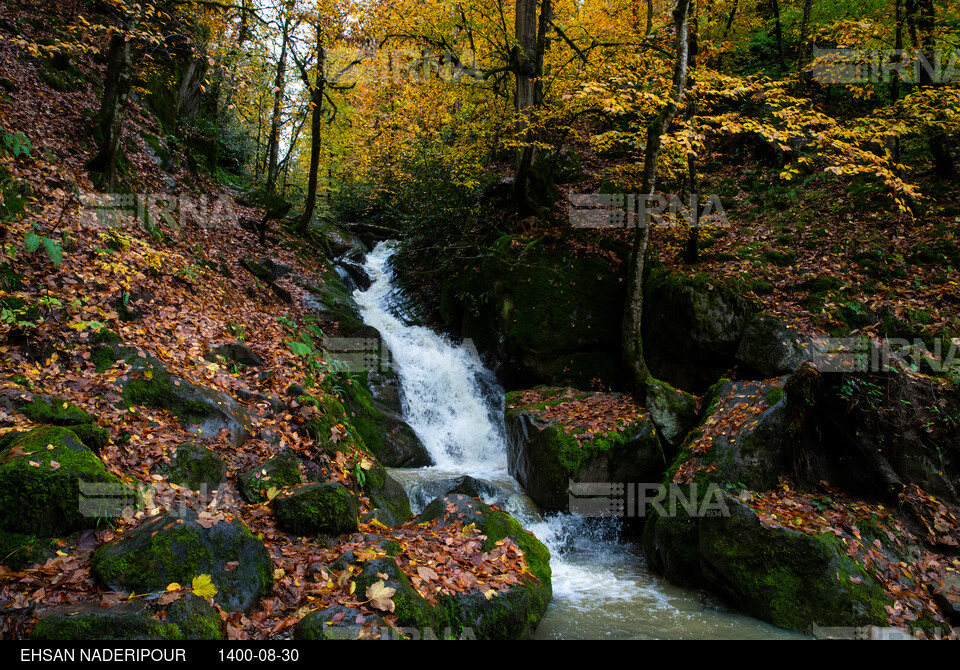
351,241,805,639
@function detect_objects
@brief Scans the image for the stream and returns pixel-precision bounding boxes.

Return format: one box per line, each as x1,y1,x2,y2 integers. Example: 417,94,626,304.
352,241,806,640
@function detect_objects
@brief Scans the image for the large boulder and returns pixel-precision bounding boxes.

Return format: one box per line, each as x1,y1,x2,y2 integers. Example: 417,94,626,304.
361,463,413,527
638,377,926,634
91,508,274,612
736,314,810,377
31,604,184,641
239,449,305,503
417,494,552,639
319,494,552,639
0,389,110,451
0,426,130,538
30,595,224,640
439,235,627,389
335,374,432,468
272,482,359,536
165,442,227,492
112,353,254,448
697,495,890,631
643,269,758,393
506,388,666,510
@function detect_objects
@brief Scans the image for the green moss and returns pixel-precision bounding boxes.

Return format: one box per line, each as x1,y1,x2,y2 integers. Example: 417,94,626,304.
92,328,122,345
13,394,96,427
765,388,784,406
121,361,211,424
35,56,84,93
239,450,304,503
69,424,110,452
701,523,889,632
478,235,625,364
166,443,227,492
0,426,128,537
91,345,118,373
31,611,184,641
272,483,359,536
0,529,43,570
163,594,225,640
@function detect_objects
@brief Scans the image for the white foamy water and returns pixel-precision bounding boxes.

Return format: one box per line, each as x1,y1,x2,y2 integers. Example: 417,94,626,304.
351,242,805,640
354,242,508,473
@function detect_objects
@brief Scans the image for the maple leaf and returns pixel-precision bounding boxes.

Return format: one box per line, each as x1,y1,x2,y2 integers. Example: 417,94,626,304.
365,580,396,612
417,566,438,582
192,574,218,598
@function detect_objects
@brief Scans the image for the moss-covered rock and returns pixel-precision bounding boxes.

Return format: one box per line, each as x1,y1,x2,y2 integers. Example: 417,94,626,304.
640,378,899,634
643,268,758,393
736,314,809,377
698,496,889,632
239,449,304,503
294,605,393,640
645,379,699,448
505,388,666,510
418,494,552,639
0,391,112,452
334,376,431,468
162,593,226,639
166,442,227,492
272,482,359,536
451,235,626,388
91,508,273,612
0,529,44,570
113,354,253,448
31,604,183,641
361,463,412,527
0,426,129,537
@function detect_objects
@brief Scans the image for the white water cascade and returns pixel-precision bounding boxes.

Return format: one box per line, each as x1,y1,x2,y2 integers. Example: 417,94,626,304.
352,241,805,639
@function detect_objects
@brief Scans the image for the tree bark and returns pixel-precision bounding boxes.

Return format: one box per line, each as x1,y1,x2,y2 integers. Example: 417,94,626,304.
770,0,786,73
86,11,139,192
265,15,291,197
513,0,540,216
622,0,692,393
914,0,956,179
297,31,325,234
797,0,813,68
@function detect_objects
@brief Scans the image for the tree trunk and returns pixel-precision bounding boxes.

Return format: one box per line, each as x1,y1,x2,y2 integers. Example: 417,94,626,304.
770,0,786,73
891,0,903,103
622,0,692,394
513,0,540,216
265,18,290,197
86,11,139,191
797,0,813,68
914,0,956,179
683,2,700,264
716,0,738,70
298,36,325,235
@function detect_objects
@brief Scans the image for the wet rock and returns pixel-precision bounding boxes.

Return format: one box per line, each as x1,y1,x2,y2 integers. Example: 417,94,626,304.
91,508,273,612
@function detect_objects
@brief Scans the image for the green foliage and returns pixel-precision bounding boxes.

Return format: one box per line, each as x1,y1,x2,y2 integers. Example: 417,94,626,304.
2,131,31,158
24,225,63,267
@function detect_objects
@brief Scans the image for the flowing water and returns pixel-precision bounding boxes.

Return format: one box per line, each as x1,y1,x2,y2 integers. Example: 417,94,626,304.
353,241,806,640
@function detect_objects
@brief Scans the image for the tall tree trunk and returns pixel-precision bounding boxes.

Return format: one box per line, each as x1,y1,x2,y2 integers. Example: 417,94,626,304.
891,0,903,104
622,0,692,394
914,0,956,179
683,1,700,264
265,18,290,197
298,36,325,234
647,0,655,35
797,0,813,68
770,0,786,73
86,11,139,191
716,0,738,70
513,0,540,216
